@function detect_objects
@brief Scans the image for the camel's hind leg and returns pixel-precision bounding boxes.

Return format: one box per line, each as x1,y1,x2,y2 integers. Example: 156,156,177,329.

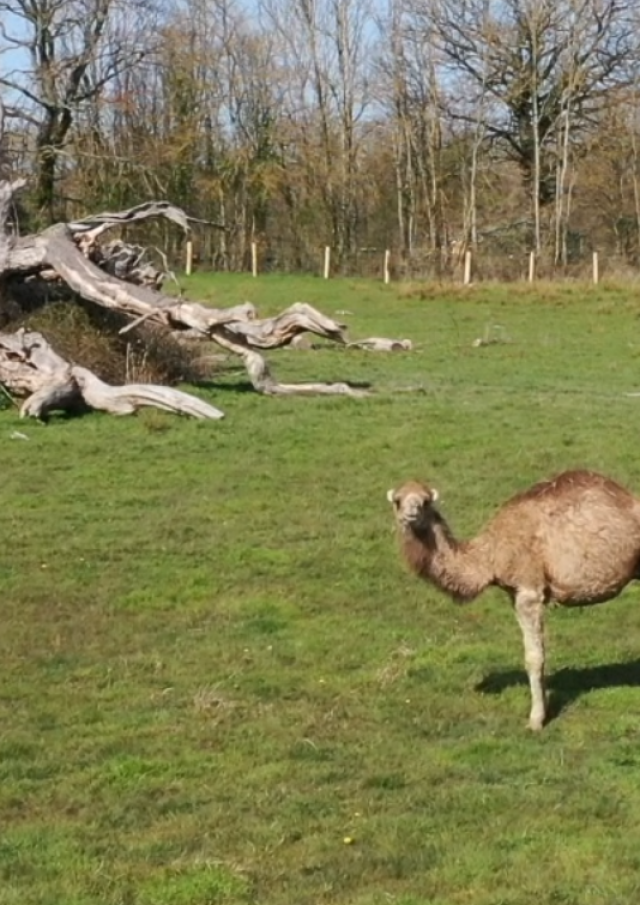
513,589,546,731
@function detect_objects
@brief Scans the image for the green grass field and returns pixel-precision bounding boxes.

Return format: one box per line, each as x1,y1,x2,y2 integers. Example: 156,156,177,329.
3,275,640,905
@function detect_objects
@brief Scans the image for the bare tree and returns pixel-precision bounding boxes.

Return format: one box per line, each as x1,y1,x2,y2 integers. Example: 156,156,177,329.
427,0,637,250
262,0,374,262
378,0,445,261
630,81,640,261
0,0,158,222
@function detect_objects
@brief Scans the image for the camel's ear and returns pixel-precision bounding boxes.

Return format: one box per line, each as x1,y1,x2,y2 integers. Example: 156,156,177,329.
430,488,439,503
386,489,398,504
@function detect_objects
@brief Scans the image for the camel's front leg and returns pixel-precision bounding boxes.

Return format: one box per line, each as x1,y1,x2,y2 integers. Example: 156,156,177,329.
514,590,546,731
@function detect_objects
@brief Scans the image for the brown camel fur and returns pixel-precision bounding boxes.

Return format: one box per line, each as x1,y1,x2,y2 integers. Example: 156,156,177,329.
387,469,640,730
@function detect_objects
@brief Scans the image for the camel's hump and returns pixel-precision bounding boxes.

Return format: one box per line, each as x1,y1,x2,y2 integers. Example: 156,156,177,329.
506,469,635,507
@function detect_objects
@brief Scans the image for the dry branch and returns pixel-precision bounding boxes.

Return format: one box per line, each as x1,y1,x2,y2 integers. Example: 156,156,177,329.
209,325,369,397
242,349,369,397
69,201,197,288
224,302,347,348
68,200,192,244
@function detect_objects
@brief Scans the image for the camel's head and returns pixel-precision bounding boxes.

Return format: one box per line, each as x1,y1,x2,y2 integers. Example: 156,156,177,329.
387,481,439,531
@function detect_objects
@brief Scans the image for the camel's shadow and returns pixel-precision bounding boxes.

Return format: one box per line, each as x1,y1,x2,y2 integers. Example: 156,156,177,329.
476,658,640,722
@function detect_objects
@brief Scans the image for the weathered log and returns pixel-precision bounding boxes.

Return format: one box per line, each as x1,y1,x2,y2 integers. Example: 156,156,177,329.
0,180,345,348
0,329,224,421
71,366,224,419
347,337,413,352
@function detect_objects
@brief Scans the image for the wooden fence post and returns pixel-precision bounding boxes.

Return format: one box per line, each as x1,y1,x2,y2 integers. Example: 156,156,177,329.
384,249,391,284
592,251,599,285
463,250,472,285
323,246,331,279
185,239,193,276
251,242,258,278
528,251,535,283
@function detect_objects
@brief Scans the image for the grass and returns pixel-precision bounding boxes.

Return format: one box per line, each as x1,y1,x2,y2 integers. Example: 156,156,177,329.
3,275,640,904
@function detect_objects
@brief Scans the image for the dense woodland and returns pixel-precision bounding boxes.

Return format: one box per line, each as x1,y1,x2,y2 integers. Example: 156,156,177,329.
1,0,640,279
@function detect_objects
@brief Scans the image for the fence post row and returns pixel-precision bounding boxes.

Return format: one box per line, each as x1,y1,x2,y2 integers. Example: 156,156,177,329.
237,243,602,282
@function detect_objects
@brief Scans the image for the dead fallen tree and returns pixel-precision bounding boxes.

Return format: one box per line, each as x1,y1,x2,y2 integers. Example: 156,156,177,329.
1,184,352,347
0,169,412,419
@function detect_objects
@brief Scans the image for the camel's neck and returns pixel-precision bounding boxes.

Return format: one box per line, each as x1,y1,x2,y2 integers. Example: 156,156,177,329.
401,516,493,602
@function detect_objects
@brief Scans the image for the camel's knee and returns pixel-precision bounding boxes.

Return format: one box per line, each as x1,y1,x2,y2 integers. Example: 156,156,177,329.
524,650,544,675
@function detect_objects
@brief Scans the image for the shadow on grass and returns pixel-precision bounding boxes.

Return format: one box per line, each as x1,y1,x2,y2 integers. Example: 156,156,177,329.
193,379,256,394
475,658,640,722
193,378,373,394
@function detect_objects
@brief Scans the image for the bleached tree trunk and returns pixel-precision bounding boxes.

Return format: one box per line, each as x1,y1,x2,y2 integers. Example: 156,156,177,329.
262,0,372,263
383,0,444,262
427,47,444,254
629,75,640,260
462,65,488,250
554,105,573,266
388,0,415,258
528,5,543,255
394,120,414,257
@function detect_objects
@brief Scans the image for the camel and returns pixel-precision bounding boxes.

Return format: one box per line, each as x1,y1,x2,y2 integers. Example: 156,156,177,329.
387,469,640,730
